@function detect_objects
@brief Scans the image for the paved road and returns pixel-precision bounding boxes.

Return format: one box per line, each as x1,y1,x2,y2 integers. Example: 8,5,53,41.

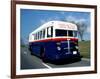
21,47,90,69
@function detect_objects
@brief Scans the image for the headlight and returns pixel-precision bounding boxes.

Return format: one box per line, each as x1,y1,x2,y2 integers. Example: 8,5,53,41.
57,46,61,51
56,42,61,45
73,51,77,54
75,46,79,49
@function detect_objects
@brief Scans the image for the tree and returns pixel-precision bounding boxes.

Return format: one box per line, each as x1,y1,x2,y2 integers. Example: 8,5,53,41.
65,18,88,41
76,22,87,41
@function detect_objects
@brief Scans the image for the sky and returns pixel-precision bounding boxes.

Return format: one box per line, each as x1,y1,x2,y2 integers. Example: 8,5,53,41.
20,9,90,43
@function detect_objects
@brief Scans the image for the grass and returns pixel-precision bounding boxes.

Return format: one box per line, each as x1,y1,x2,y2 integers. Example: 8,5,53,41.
21,45,26,48
78,41,90,58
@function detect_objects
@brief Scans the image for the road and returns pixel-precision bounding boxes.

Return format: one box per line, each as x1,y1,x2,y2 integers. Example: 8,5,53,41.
21,47,90,69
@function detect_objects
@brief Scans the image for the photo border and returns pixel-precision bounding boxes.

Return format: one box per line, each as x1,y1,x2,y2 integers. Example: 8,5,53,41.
11,0,97,78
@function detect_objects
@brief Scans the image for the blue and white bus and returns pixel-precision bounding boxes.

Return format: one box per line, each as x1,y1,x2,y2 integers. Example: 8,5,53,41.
29,21,81,63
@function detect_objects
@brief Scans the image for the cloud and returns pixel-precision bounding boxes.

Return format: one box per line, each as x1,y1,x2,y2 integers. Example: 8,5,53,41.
53,16,60,20
78,18,86,22
65,16,88,23
65,16,77,22
40,16,61,25
86,26,90,33
40,20,47,25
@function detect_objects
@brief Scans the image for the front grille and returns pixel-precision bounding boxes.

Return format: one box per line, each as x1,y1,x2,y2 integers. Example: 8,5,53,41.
60,40,77,54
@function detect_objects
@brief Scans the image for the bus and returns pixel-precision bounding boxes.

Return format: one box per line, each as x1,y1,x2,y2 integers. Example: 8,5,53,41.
29,21,82,63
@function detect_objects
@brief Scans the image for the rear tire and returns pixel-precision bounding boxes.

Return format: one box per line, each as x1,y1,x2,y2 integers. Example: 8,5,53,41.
40,47,47,63
29,46,34,55
30,51,34,55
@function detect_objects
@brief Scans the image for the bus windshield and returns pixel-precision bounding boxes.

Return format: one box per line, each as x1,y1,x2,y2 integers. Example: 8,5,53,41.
55,29,77,37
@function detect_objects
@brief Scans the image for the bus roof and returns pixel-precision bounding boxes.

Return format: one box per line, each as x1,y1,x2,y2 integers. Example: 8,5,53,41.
29,21,77,35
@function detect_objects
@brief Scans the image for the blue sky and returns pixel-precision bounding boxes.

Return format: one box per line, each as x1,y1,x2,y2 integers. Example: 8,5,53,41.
20,9,90,43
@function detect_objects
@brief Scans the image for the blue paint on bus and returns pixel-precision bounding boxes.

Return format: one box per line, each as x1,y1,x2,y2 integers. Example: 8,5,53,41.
29,39,81,62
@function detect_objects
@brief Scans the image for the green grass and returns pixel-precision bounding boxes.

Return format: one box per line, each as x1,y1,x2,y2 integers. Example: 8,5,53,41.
78,41,90,58
21,45,26,47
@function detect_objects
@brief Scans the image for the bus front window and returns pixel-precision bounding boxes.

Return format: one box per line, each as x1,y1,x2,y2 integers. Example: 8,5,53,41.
56,29,67,37
56,29,77,37
68,30,73,37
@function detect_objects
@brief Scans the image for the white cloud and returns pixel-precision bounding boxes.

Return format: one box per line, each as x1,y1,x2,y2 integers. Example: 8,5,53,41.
53,16,60,20
77,18,87,23
65,16,88,23
78,18,86,22
40,16,61,25
86,26,90,33
40,20,47,24
65,16,77,22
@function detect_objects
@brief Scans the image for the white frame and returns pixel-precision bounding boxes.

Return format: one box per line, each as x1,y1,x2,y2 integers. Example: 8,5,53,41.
16,4,95,75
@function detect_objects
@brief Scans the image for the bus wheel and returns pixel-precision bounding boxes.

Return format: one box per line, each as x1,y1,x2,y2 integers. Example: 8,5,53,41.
40,48,47,63
29,46,33,55
30,52,34,55
30,50,34,55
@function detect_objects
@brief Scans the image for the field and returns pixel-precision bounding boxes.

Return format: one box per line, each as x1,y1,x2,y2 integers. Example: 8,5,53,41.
78,41,90,58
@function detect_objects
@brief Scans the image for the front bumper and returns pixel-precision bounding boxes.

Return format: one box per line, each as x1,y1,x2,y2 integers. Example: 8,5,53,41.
48,54,82,64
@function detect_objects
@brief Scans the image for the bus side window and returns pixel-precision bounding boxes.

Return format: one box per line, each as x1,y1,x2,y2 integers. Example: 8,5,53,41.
39,32,40,40
35,34,36,40
34,34,35,40
35,33,36,40
37,32,39,40
41,30,43,39
51,26,53,37
36,33,37,40
47,26,53,38
39,32,40,39
43,29,45,38
40,31,42,39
